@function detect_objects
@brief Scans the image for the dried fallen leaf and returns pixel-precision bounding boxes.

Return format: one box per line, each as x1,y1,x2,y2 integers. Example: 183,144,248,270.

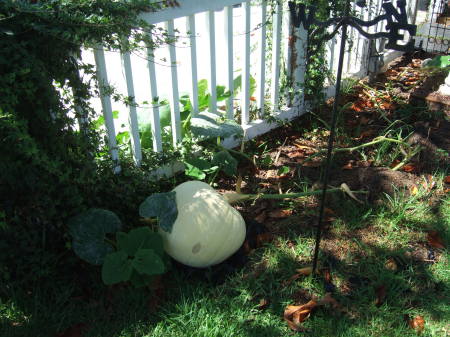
287,150,305,159
408,315,425,334
342,161,354,170
293,143,314,151
284,300,317,331
444,176,450,184
268,209,293,218
385,258,398,271
402,164,417,173
257,298,269,310
341,183,363,204
445,188,450,193
390,159,401,168
284,293,340,331
322,268,332,283
375,285,386,307
410,185,419,196
427,231,445,249
316,293,340,308
421,174,436,191
283,267,313,286
296,267,313,276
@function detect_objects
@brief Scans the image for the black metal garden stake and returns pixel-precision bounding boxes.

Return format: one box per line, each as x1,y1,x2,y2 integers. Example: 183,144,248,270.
287,0,417,274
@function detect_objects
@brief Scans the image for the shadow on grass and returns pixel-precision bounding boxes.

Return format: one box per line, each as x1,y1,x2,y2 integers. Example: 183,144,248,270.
1,194,448,337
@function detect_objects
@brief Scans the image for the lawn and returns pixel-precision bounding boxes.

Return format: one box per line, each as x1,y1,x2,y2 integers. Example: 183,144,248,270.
1,53,449,337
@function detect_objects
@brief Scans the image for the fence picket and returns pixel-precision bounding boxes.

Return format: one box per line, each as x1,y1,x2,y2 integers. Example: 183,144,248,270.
93,47,120,173
224,6,234,119
146,37,163,152
257,1,267,117
187,15,199,116
166,19,182,145
207,11,218,114
121,51,143,165
242,0,251,125
270,1,282,110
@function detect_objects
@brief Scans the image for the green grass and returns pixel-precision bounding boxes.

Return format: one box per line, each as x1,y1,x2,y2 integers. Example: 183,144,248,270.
1,190,448,337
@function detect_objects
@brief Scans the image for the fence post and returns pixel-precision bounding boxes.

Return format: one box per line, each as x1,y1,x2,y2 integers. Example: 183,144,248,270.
292,21,307,114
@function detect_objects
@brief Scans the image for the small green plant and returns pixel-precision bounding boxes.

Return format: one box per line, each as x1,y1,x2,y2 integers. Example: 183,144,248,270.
182,112,243,183
68,208,167,287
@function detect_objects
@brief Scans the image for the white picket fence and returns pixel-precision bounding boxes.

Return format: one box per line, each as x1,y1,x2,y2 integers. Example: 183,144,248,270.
89,0,418,174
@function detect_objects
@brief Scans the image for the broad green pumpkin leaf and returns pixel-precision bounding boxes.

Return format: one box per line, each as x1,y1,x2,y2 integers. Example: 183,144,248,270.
68,208,122,265
116,227,164,257
101,250,133,285
129,270,157,288
425,55,450,68
191,112,243,140
184,163,206,180
216,85,231,101
233,74,257,97
132,249,165,276
212,150,238,176
139,192,178,233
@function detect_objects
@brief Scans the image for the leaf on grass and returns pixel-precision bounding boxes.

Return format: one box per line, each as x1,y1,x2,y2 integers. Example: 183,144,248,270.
284,300,317,331
284,293,339,331
384,257,398,271
421,174,436,191
390,159,401,168
427,230,445,249
342,161,354,170
283,267,312,286
287,150,305,159
268,209,293,218
68,209,122,265
340,183,363,204
139,192,178,233
410,185,419,196
408,315,425,334
297,267,313,276
402,164,417,173
374,284,386,307
257,298,269,310
444,176,450,184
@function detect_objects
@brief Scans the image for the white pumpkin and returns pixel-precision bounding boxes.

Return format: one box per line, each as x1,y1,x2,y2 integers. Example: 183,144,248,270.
159,181,246,268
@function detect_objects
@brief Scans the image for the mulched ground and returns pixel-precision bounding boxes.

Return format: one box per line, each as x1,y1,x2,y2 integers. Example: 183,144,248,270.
180,51,449,283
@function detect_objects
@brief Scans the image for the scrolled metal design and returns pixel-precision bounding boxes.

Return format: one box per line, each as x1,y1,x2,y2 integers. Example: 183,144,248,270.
288,0,417,51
